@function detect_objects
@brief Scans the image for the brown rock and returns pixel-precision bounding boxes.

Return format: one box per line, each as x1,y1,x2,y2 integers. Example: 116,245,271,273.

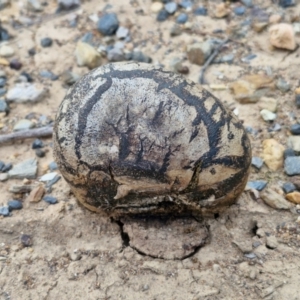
269,23,296,51
262,139,284,171
261,189,293,209
229,74,274,103
214,3,230,18
186,41,213,66
252,22,268,33
26,185,45,203
286,192,300,204
269,14,282,24
258,97,277,112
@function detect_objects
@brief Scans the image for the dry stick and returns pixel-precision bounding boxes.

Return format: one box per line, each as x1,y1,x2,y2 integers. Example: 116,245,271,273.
0,126,53,145
199,38,230,85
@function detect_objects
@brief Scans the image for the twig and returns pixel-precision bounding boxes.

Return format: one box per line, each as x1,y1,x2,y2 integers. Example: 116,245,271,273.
199,38,230,85
0,126,53,145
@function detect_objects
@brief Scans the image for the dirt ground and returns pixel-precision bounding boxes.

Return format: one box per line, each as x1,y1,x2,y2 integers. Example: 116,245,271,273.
1,0,300,299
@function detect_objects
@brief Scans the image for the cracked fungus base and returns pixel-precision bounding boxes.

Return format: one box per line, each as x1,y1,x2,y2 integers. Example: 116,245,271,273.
121,216,209,260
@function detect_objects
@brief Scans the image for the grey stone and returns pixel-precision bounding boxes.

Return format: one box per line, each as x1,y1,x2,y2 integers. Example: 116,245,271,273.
41,37,53,47
39,70,58,81
156,9,169,22
97,13,119,36
295,94,300,108
290,124,300,135
13,119,34,131
116,26,129,39
40,172,58,182
8,158,37,179
282,182,296,193
0,77,7,87
284,148,295,159
0,88,6,96
170,24,182,37
247,180,267,191
107,47,125,62
241,0,253,7
276,78,290,93
165,2,177,14
8,200,23,211
6,83,47,103
61,70,80,86
179,0,192,8
176,13,188,24
251,157,264,169
285,156,300,175
131,51,152,63
43,195,58,204
0,206,9,216
234,6,246,16
194,6,207,16
58,0,80,10
0,99,8,113
27,0,43,12
49,161,58,171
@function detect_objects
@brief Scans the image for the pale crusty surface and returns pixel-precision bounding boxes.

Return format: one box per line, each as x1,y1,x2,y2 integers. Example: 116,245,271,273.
53,62,251,215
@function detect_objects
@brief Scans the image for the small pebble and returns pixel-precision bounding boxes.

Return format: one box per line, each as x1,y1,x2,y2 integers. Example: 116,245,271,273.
194,6,207,16
284,148,295,158
157,9,169,22
40,172,58,182
252,241,261,248
0,88,6,96
282,182,296,194
20,234,32,247
9,59,22,70
2,163,12,172
97,13,119,36
247,180,268,191
43,195,58,204
116,27,129,39
276,78,290,93
290,124,300,135
278,0,295,7
40,37,53,47
20,71,33,82
39,70,58,81
0,77,7,87
268,123,281,132
32,139,44,149
28,48,36,56
7,200,23,211
35,149,46,158
260,109,276,121
244,253,256,259
176,13,188,24
285,157,300,175
8,158,37,179
295,94,300,108
46,175,61,189
251,157,264,169
49,161,58,170
234,6,246,16
165,2,177,14
0,206,9,216
179,0,192,9
58,0,80,10
241,0,252,7
13,119,34,131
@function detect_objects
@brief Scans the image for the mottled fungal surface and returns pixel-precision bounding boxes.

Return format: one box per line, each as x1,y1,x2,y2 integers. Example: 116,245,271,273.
53,62,251,216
